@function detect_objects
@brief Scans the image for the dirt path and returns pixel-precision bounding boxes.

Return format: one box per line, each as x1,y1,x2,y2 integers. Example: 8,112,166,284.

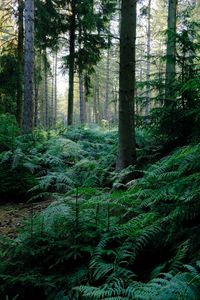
0,200,52,238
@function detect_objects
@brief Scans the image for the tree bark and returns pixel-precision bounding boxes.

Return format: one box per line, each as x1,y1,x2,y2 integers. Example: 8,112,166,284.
104,46,110,120
145,0,151,115
79,73,85,124
16,0,24,128
67,1,76,126
116,0,137,170
93,83,98,124
23,0,34,133
34,72,39,127
165,0,177,106
51,54,55,127
54,51,58,126
44,48,49,129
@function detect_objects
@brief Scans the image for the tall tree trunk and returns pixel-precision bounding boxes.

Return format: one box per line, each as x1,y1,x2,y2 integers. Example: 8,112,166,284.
145,0,151,115
85,100,88,124
93,76,101,124
34,75,39,127
54,51,57,126
44,48,49,129
93,83,98,124
87,101,92,124
79,73,85,124
51,54,55,127
165,0,177,106
67,1,76,126
116,0,137,170
34,52,42,127
23,0,34,133
104,46,110,120
112,83,118,124
16,0,23,127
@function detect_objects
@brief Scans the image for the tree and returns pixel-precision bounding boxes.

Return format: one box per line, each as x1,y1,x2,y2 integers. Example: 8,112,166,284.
23,0,35,132
54,51,58,125
16,0,24,127
67,0,76,126
104,36,111,121
34,0,67,127
79,73,85,124
116,0,137,170
65,0,117,126
165,0,178,105
145,0,151,115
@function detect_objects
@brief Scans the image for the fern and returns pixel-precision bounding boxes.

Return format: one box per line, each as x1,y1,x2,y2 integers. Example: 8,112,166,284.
77,263,200,300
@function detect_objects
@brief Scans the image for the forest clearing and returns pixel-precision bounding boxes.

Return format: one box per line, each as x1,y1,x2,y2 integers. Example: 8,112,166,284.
1,0,200,299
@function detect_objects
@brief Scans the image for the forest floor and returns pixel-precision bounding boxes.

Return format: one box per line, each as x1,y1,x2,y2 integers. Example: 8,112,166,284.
0,200,52,238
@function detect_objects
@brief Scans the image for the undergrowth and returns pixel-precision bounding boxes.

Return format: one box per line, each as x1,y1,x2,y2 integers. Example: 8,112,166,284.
1,115,200,299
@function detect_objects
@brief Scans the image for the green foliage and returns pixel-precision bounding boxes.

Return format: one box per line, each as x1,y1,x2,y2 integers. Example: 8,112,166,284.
0,188,119,299
35,0,67,50
0,114,19,151
0,125,117,201
74,143,200,299
127,144,200,224
0,55,18,115
77,263,200,299
149,12,200,146
1,125,200,299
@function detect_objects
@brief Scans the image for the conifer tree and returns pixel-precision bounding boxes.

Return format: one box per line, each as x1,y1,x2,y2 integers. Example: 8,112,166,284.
67,0,76,126
16,0,24,127
66,0,117,125
23,0,35,132
116,0,137,170
165,0,178,106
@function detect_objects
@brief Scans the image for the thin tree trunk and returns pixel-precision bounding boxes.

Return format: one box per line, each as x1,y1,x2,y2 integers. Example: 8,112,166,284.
16,0,23,127
34,52,42,127
93,75,101,124
139,61,143,115
67,1,76,126
145,0,151,115
104,46,110,120
116,0,137,170
93,83,98,124
113,83,118,124
87,101,92,124
34,75,39,127
51,54,55,127
54,51,57,125
96,74,101,124
44,48,49,129
23,0,34,133
84,101,87,124
165,0,177,106
79,73,85,124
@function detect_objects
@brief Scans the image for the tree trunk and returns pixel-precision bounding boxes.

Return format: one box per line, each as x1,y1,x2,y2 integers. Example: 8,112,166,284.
116,0,137,170
93,83,98,124
67,1,76,126
34,74,39,127
165,0,177,105
51,54,55,127
54,51,57,126
104,46,110,120
44,48,49,129
79,73,85,124
23,0,34,133
145,0,151,115
34,52,42,127
16,0,24,128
